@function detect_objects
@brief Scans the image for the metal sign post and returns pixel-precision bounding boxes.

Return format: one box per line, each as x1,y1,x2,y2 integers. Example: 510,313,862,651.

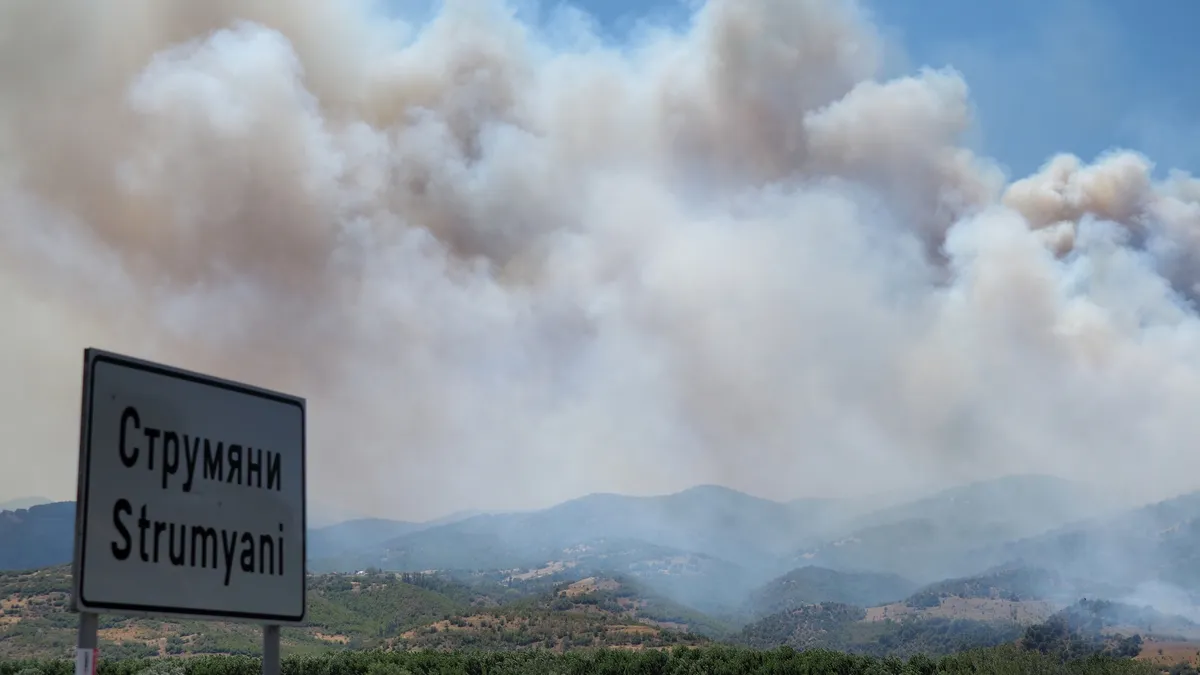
75,612,98,675
263,625,280,675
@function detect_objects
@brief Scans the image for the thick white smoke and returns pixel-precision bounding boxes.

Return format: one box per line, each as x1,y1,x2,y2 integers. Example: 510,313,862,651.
1,0,1197,521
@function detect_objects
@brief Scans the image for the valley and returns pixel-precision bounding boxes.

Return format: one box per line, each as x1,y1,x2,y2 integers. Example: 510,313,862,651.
1,563,1189,663
4,474,1200,668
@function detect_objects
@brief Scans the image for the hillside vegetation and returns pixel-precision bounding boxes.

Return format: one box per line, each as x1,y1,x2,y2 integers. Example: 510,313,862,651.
745,566,917,617
7,477,1149,604
734,602,1024,658
6,564,1199,670
8,477,1199,611
0,644,1163,675
8,477,1200,670
0,567,715,660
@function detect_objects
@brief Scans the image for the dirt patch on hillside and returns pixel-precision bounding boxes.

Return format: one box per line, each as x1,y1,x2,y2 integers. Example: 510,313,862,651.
511,561,576,581
400,614,510,638
1136,638,1200,667
864,598,1057,624
564,578,620,597
643,620,688,632
0,597,26,611
98,625,146,642
606,624,659,635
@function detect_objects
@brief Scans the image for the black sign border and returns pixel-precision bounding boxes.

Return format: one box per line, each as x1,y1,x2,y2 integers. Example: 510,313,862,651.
72,347,308,624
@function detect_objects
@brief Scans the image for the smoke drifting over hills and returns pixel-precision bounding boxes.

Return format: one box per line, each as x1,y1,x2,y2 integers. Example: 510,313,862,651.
1,0,1197,520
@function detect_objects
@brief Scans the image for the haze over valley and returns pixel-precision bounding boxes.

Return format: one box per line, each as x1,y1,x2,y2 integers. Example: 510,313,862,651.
6,473,1200,665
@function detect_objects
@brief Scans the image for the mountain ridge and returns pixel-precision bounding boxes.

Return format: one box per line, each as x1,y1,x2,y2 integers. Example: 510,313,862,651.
0,497,52,512
4,474,1197,618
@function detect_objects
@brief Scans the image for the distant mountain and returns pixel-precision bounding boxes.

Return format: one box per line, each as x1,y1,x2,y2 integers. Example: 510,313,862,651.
362,485,839,570
308,518,427,559
974,489,1200,593
424,509,488,527
744,566,917,617
5,485,847,581
0,503,479,572
309,476,1146,605
306,503,492,530
902,564,1131,609
312,485,853,612
1,475,1176,610
318,531,753,613
321,486,835,575
305,501,397,529
0,497,53,511
848,475,1115,534
0,502,75,571
787,475,1120,583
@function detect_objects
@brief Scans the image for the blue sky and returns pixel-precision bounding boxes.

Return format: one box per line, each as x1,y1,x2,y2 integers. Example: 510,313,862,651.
389,0,1199,181
859,0,1200,179
579,0,1200,179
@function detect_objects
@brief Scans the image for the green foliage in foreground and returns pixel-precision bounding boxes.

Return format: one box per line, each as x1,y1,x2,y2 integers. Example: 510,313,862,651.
0,644,1160,675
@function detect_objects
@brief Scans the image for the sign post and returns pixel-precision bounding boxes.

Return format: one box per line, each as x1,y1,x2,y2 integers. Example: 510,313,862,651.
70,348,307,675
74,615,97,675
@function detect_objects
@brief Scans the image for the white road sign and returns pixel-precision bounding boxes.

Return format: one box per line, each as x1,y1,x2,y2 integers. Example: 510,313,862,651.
72,348,307,623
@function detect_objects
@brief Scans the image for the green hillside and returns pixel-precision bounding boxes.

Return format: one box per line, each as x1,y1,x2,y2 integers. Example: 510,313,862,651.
2,564,1188,673
732,602,1023,658
0,567,711,660
8,479,1200,669
901,565,1140,610
745,566,917,617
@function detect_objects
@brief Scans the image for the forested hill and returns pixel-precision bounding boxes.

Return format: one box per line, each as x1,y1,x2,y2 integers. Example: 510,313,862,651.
8,478,1200,671
3,564,1198,672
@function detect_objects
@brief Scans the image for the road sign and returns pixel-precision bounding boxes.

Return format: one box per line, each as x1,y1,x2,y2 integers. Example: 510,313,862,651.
72,348,307,624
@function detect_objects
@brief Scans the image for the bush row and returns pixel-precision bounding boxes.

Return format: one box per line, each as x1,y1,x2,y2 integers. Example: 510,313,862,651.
0,644,1161,675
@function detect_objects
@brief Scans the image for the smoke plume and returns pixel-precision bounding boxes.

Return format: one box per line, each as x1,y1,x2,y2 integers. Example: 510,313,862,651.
1,0,1197,521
